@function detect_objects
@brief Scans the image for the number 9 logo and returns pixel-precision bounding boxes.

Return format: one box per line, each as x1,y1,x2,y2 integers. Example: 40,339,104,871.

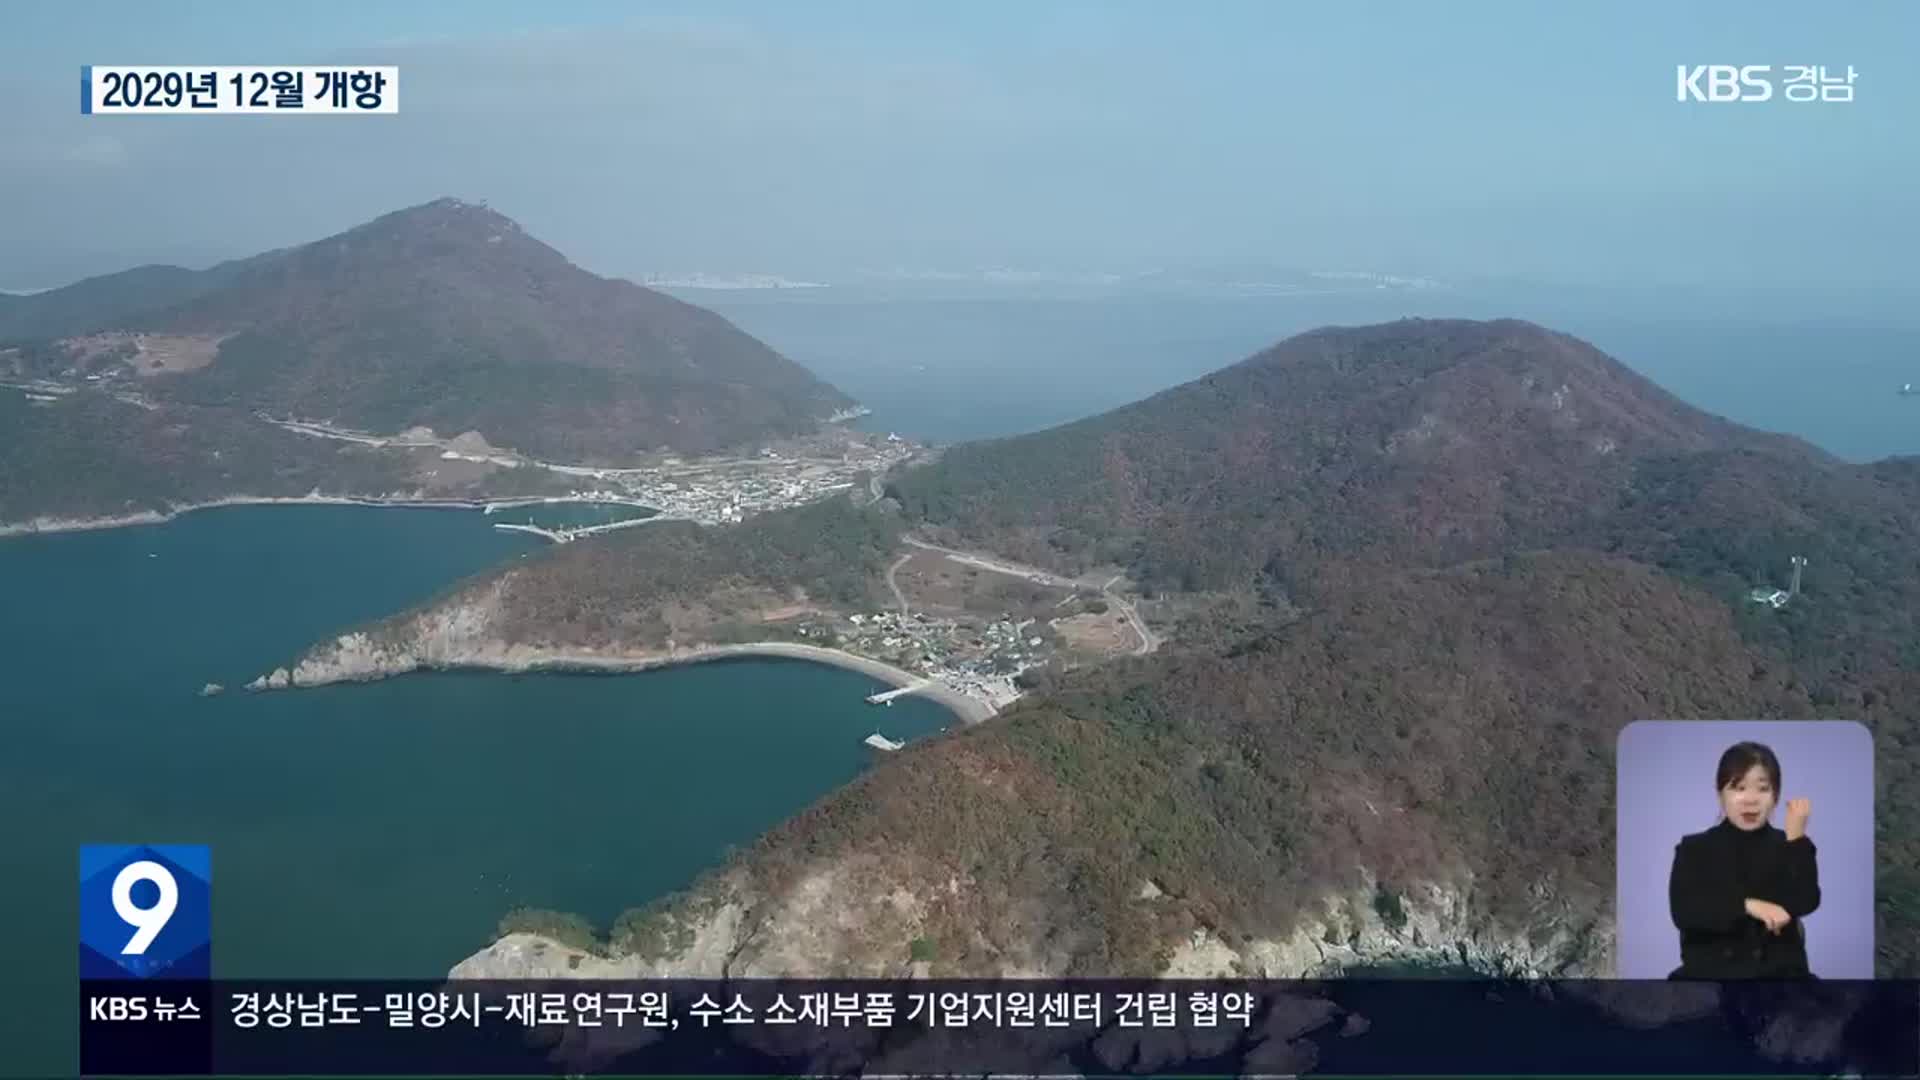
111,860,178,955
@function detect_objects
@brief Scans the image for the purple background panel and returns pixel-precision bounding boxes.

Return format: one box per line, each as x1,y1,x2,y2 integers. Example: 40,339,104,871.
1615,720,1875,978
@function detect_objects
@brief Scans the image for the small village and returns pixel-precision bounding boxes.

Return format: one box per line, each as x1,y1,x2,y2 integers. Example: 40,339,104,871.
784,606,1054,718
257,410,925,527
468,430,920,524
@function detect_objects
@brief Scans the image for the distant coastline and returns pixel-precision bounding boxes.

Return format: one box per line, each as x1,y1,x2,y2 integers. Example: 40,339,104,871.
0,493,614,539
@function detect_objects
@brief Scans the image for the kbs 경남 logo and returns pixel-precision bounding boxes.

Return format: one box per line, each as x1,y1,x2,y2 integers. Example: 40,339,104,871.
1677,64,1859,103
79,845,211,979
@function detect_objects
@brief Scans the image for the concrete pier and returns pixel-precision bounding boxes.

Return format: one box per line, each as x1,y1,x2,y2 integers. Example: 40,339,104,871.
491,514,682,544
866,679,933,705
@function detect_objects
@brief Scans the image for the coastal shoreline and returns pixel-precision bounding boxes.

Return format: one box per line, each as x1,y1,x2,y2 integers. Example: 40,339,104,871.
252,639,998,725
495,642,998,725
0,493,653,539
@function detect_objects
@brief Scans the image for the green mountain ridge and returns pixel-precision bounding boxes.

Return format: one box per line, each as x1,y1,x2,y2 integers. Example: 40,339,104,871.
0,389,577,526
2,198,856,463
0,264,230,340
890,318,1833,589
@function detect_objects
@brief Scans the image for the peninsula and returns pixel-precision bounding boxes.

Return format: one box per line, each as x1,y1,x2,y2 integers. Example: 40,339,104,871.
244,493,1154,722
250,639,994,725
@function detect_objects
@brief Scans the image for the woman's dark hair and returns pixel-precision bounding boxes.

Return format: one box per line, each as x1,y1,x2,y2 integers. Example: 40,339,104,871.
1715,741,1782,793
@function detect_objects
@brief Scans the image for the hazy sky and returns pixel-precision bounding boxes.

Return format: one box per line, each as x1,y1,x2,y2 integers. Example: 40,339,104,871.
1,1,1913,297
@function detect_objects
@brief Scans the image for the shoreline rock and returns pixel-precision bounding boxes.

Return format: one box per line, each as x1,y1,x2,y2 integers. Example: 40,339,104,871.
446,883,1610,1046
451,860,1609,983
1155,872,1609,981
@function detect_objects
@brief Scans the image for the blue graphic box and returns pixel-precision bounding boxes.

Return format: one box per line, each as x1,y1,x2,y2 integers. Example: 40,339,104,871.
79,844,210,979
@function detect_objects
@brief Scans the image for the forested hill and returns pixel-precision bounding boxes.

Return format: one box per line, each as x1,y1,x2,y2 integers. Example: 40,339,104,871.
728,549,1822,976
1,199,855,463
412,318,1917,978
853,317,1913,972
889,318,1829,589
0,265,232,341
889,319,1920,717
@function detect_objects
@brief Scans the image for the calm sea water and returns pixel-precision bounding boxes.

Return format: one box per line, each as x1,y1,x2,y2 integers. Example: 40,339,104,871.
0,504,952,1075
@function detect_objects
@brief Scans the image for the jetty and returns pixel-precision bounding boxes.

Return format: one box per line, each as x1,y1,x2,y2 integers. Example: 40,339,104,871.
491,514,681,544
866,679,935,705
864,733,905,751
482,496,655,515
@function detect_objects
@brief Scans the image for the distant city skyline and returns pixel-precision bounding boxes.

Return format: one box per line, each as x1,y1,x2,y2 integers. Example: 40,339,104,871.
1,1,1914,318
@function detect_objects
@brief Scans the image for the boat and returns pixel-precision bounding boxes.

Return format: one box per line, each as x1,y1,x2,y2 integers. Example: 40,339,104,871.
1901,382,1916,396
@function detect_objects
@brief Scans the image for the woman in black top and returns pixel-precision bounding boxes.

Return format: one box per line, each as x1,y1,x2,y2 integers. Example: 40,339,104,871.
1667,741,1820,979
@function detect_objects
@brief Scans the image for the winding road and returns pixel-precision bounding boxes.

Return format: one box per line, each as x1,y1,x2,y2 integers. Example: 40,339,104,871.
1105,577,1161,656
899,536,1160,656
884,552,912,614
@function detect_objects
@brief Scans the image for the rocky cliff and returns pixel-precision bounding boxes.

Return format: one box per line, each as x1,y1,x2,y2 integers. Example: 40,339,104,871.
453,856,1610,981
248,578,512,689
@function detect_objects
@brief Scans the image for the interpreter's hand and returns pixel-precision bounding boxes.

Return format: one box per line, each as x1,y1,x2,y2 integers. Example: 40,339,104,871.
1785,797,1811,841
1746,898,1792,934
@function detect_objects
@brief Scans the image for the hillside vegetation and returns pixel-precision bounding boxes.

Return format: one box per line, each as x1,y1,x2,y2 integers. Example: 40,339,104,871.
0,264,231,340
344,497,901,655
730,551,1825,974
0,391,414,523
880,321,1920,969
3,199,855,463
311,318,1917,975
891,319,1824,590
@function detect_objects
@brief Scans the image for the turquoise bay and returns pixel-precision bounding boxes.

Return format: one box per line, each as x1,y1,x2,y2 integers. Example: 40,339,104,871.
0,504,953,1075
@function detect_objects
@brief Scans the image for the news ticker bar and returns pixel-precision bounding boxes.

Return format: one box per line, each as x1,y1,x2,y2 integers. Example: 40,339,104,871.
80,978,1918,1077
81,66,398,114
